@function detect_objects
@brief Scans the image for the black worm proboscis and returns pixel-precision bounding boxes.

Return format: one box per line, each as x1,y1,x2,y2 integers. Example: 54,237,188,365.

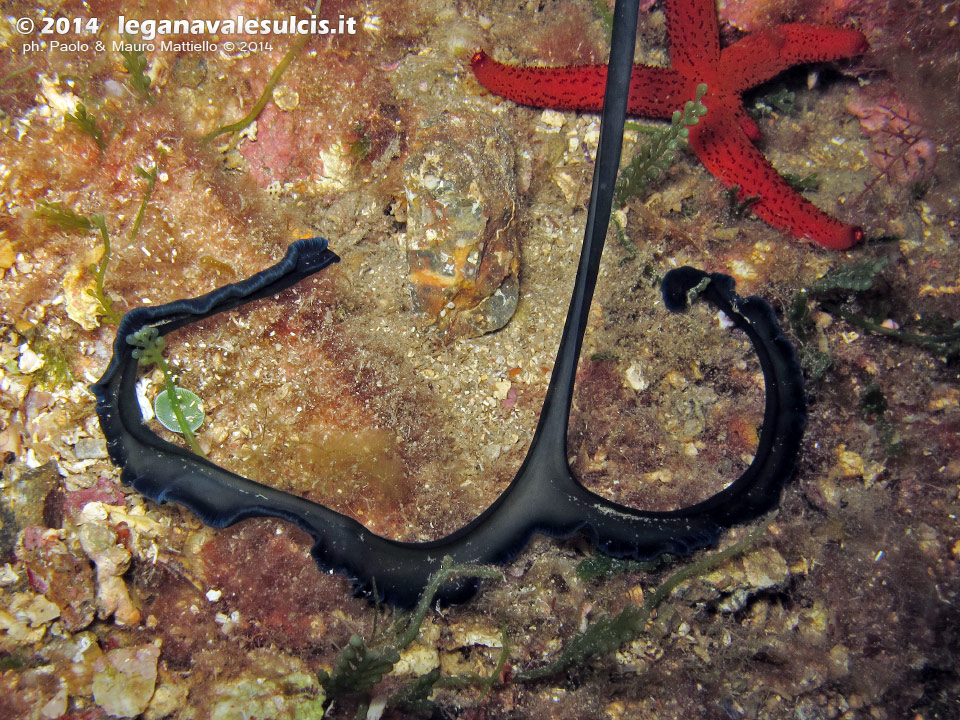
92,0,805,607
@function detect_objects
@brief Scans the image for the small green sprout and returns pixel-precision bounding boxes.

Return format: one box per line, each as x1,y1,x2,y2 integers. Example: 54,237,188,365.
318,634,400,697
678,276,712,309
752,87,795,117
86,214,121,324
34,200,94,232
859,384,903,457
783,172,820,192
65,102,106,150
131,164,159,243
810,256,889,293
127,327,205,455
615,83,709,208
120,42,153,101
126,326,165,365
347,122,372,161
725,184,760,218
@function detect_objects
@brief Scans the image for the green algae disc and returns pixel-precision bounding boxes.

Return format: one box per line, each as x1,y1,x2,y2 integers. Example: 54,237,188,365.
154,387,204,433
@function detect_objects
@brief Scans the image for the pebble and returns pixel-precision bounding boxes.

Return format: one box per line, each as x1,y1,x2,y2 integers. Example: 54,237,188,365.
539,109,566,130
183,665,325,720
18,345,43,374
394,643,441,675
493,379,512,399
625,362,648,392
707,546,791,613
272,85,300,111
0,239,14,269
74,437,108,460
92,644,161,718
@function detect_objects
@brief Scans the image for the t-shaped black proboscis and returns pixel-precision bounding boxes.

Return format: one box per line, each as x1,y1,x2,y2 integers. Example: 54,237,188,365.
92,0,805,607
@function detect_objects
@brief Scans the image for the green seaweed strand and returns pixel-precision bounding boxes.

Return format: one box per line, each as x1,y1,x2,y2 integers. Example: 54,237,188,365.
319,557,504,700
34,200,93,232
119,41,153,101
0,62,34,86
319,536,768,712
87,215,122,324
516,525,766,681
395,557,505,649
130,163,159,244
202,0,321,144
820,301,960,356
34,201,121,323
801,256,960,357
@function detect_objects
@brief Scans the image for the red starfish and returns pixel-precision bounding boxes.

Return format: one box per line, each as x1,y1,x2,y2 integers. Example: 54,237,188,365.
471,0,868,250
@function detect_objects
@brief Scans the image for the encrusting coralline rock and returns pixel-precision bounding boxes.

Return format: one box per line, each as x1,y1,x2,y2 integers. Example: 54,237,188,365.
92,642,162,718
77,521,141,626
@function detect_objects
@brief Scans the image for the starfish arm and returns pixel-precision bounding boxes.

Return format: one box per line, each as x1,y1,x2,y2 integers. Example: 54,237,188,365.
719,24,869,92
471,51,685,118
665,0,720,71
689,105,863,250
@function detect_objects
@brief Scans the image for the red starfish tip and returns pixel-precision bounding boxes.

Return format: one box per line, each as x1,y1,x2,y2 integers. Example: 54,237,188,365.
807,223,864,251
848,226,866,249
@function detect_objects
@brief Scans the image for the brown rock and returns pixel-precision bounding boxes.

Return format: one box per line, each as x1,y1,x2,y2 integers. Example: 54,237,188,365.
17,526,96,632
404,113,520,339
